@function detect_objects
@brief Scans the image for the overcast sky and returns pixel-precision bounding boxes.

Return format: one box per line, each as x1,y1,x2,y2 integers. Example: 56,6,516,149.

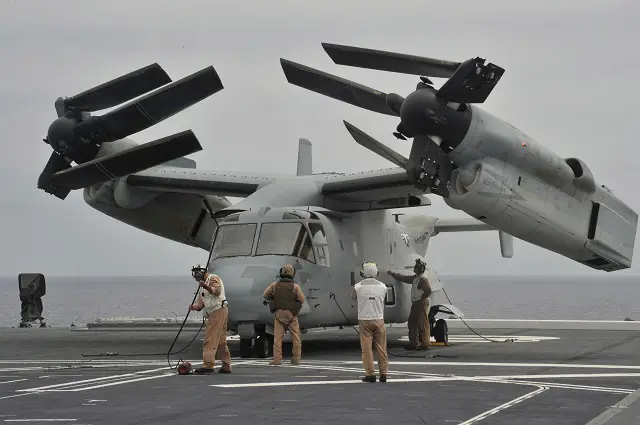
0,0,638,277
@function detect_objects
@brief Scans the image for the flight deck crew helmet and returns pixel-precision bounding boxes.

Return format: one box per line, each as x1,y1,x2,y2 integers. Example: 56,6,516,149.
413,257,427,274
279,264,296,279
360,261,379,278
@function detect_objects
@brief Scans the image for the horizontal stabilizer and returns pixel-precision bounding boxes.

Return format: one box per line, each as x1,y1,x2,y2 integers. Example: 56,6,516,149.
74,66,224,143
280,59,395,116
47,130,202,190
63,63,172,112
322,43,461,78
343,120,407,168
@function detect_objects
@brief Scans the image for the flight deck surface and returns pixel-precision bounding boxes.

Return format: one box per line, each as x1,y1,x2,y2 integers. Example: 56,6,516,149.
1,323,640,424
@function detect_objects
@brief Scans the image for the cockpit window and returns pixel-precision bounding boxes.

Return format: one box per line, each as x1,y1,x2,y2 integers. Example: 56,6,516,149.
256,222,315,263
308,222,329,266
210,224,256,260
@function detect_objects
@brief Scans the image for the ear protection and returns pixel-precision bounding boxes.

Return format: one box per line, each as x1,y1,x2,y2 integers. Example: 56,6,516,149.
360,261,379,278
278,264,296,279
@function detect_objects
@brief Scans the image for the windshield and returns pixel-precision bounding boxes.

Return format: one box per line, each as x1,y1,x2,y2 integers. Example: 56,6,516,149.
210,224,257,260
256,222,315,263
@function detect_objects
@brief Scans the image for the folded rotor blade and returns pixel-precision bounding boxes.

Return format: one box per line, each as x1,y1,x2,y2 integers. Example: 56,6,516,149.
37,151,73,200
343,120,407,168
65,63,172,112
436,57,505,103
322,43,461,79
48,130,203,190
280,59,395,116
74,66,224,143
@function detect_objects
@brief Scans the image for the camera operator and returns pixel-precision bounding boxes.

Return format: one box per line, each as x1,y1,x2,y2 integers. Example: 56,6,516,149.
189,270,232,374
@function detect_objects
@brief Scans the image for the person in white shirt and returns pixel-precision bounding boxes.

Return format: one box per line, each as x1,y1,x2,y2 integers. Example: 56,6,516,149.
352,261,389,383
189,273,232,374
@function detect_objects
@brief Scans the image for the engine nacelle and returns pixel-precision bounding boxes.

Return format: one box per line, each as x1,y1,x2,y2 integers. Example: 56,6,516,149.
445,159,510,219
444,158,637,271
565,157,596,193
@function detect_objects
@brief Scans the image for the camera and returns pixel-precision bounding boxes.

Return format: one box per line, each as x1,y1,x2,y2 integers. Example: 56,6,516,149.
191,265,207,282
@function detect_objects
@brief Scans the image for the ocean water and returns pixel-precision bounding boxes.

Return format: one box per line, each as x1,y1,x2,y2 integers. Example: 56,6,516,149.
0,274,639,328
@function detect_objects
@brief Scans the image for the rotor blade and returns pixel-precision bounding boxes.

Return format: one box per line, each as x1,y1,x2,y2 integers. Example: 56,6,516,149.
343,120,407,168
436,57,505,103
322,43,461,78
280,59,396,116
65,63,172,112
37,152,73,200
48,130,203,190
74,66,224,143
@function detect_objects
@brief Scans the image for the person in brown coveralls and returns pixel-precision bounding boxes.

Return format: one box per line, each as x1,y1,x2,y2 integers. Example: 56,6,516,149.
263,264,305,365
189,273,232,374
387,258,432,350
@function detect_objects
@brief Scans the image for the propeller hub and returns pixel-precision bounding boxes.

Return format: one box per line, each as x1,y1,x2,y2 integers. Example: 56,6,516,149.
398,88,442,137
46,116,99,163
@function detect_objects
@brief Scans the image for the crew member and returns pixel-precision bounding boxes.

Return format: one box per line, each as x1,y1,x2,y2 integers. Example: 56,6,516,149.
263,264,305,366
189,273,232,374
352,261,389,383
387,258,432,350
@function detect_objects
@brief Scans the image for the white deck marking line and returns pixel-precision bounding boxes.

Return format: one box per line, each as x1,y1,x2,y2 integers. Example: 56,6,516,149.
4,420,77,422
317,360,640,369
472,377,634,394
0,380,27,385
211,376,451,388
0,392,46,401
480,373,640,379
16,360,255,393
274,363,442,378
458,386,548,425
16,366,170,392
398,335,560,342
66,373,175,391
0,357,246,364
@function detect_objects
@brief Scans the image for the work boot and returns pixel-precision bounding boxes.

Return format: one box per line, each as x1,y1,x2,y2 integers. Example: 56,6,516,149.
269,360,281,366
194,367,215,374
379,375,387,383
217,368,232,374
361,375,376,383
404,344,418,350
290,358,300,365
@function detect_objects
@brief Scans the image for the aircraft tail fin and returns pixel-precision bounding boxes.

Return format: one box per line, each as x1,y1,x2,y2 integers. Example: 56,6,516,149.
297,138,312,176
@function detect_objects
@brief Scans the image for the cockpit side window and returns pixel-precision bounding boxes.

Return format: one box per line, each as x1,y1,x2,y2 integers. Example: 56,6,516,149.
210,224,256,260
308,222,330,266
256,222,316,263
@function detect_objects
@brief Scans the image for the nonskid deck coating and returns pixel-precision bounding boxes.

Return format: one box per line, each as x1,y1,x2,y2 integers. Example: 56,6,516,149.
0,325,639,424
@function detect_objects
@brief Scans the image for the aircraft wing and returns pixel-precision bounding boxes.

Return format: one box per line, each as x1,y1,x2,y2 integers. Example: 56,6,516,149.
319,167,431,210
126,166,288,198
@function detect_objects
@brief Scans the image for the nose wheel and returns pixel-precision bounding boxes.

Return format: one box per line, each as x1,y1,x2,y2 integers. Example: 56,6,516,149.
239,325,274,358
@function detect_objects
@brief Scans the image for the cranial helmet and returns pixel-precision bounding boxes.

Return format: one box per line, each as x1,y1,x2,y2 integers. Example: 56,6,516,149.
360,261,379,278
279,264,296,279
414,257,426,272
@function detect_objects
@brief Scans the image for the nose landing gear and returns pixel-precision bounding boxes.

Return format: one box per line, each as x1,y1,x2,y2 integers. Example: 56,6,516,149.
238,324,274,358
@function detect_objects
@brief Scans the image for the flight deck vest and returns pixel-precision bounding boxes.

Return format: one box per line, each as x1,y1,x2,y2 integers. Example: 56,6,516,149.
272,279,302,316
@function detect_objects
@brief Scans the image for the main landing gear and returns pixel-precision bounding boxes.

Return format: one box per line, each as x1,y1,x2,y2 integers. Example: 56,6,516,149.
238,324,274,359
429,305,449,344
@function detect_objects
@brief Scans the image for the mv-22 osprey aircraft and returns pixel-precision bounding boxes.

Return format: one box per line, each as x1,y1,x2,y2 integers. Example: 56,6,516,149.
36,43,637,358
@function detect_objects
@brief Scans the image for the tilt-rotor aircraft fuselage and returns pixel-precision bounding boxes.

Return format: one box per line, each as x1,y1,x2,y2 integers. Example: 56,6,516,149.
36,45,637,358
